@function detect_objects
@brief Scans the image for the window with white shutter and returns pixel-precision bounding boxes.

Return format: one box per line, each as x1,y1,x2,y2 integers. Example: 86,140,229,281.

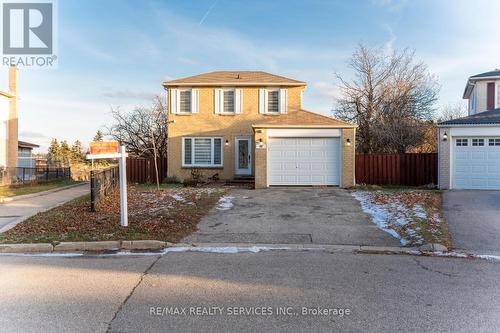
182,137,223,167
496,84,500,108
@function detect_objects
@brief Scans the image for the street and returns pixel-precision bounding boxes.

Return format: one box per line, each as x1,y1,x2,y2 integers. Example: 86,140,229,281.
0,250,499,333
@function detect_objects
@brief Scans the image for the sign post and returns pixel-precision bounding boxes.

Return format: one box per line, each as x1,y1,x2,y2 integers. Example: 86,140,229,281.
118,145,128,227
86,142,128,227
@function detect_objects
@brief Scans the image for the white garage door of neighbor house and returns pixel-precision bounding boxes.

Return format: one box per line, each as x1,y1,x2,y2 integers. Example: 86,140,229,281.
453,137,500,189
268,137,340,185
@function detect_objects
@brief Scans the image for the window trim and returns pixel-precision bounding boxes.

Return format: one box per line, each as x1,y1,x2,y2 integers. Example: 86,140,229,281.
221,88,236,114
496,83,500,109
265,88,280,114
182,137,224,167
178,88,193,114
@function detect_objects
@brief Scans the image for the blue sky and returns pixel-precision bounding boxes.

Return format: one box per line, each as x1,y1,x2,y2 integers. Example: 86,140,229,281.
5,0,500,151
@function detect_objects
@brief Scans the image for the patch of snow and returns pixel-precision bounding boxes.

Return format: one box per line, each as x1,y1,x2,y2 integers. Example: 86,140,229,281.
164,246,276,254
352,192,408,245
413,204,428,219
216,196,234,211
476,254,500,262
171,194,187,202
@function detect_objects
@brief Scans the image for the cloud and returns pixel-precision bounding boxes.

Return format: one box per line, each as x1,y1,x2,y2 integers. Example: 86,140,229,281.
18,130,48,139
312,81,341,100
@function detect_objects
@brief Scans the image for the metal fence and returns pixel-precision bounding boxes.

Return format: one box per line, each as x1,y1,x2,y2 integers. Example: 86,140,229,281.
90,166,119,212
0,167,71,185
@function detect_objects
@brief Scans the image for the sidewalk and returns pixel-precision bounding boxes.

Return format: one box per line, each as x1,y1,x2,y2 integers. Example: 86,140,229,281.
0,183,88,233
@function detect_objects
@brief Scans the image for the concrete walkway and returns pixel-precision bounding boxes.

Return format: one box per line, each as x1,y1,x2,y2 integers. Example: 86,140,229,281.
0,183,88,233
444,190,500,252
184,188,400,246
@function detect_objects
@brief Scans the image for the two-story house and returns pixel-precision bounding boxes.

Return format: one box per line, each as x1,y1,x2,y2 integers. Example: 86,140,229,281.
163,71,356,188
438,69,500,189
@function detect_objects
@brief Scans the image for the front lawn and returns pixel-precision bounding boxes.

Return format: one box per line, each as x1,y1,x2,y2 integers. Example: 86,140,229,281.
352,189,451,248
0,179,79,199
0,185,227,244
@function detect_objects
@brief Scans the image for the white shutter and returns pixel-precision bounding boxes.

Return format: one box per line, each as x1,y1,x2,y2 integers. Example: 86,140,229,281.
170,89,178,114
279,88,288,114
191,89,199,113
214,89,221,114
259,89,266,114
235,89,242,114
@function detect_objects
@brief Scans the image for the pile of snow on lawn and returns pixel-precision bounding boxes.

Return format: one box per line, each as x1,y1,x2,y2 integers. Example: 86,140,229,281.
352,191,443,246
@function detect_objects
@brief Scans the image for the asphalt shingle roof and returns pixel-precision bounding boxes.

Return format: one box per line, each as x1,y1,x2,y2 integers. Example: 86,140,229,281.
470,70,500,79
439,108,500,126
163,71,306,86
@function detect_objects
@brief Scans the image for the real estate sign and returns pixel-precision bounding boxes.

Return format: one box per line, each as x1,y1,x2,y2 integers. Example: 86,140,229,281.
89,141,119,155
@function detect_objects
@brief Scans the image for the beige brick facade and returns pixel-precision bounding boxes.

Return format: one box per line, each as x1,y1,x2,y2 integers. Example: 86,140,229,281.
165,73,356,188
438,127,450,189
341,128,356,188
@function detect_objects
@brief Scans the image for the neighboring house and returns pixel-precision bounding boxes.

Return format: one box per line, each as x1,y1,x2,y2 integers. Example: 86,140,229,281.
438,69,500,189
17,141,39,168
163,71,356,188
0,66,18,169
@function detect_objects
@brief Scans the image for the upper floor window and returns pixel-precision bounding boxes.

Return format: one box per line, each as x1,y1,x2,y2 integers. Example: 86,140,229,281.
259,88,287,114
170,88,198,114
469,87,477,114
496,84,500,108
223,89,235,113
179,89,192,114
214,88,242,114
267,89,280,113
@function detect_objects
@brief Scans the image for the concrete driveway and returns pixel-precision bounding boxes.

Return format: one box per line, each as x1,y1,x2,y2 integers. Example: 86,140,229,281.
444,190,500,252
184,188,400,246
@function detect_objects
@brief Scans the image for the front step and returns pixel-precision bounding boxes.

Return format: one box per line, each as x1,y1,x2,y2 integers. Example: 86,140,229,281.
226,176,255,185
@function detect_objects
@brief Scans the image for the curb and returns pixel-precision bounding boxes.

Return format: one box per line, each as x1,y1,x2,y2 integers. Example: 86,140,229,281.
0,182,88,204
0,240,170,253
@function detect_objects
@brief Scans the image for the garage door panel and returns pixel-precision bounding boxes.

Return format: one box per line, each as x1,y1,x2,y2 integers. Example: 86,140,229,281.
268,137,340,186
453,137,500,189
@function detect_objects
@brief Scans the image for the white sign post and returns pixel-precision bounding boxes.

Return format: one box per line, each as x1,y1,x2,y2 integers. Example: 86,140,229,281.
86,144,129,227
118,145,128,227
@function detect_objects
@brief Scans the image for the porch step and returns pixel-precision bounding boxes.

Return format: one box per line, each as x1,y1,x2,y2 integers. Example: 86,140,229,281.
226,176,255,185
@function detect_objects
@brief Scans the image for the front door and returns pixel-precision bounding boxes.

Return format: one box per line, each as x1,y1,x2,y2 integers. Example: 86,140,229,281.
235,137,252,175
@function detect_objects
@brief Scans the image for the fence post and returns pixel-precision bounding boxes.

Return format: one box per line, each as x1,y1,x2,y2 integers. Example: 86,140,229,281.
90,170,96,212
45,168,49,181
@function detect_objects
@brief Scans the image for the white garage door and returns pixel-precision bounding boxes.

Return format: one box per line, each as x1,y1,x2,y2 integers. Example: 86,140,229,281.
268,137,340,185
453,137,500,189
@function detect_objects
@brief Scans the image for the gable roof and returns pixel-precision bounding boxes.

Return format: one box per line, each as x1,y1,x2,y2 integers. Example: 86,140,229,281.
163,71,306,87
463,69,500,99
252,109,356,128
438,108,500,126
18,140,39,149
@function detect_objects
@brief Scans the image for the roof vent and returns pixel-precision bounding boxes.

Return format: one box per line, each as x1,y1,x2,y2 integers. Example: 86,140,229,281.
236,74,240,79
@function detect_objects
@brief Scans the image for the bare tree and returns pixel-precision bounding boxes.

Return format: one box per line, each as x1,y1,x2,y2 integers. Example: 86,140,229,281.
334,44,439,153
438,102,468,122
107,96,168,159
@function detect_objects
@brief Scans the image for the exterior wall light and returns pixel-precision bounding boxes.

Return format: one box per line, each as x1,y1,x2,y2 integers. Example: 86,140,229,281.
225,139,229,146
443,132,448,142
346,138,351,146
259,138,263,143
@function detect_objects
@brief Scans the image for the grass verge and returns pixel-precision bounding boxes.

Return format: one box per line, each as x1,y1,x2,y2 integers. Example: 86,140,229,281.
0,180,80,199
0,185,227,244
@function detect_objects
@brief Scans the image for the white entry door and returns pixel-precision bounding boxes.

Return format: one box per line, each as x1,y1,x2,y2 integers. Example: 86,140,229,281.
452,137,500,189
268,137,340,185
235,137,252,175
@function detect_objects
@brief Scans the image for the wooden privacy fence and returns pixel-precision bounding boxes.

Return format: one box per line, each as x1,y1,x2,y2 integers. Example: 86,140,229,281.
90,166,119,212
126,157,168,184
355,153,438,186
